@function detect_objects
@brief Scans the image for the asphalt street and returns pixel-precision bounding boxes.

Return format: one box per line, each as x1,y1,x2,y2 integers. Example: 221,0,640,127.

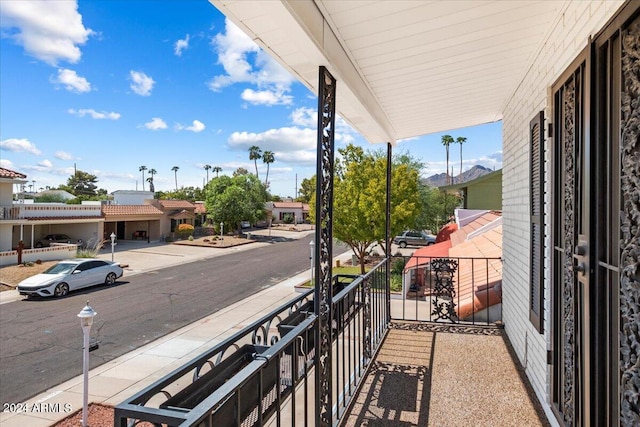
0,236,348,404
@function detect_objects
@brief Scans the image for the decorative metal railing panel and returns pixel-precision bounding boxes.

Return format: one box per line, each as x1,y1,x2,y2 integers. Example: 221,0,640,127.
391,255,503,326
430,258,459,322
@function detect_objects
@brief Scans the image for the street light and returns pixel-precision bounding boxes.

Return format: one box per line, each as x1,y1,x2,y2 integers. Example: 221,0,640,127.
77,302,97,427
220,222,224,241
309,240,315,286
110,232,116,262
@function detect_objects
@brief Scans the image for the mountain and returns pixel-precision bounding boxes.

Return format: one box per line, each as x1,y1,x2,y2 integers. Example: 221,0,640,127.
422,165,494,188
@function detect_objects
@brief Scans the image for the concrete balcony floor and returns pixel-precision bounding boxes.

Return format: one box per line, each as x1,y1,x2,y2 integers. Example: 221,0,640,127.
341,321,550,427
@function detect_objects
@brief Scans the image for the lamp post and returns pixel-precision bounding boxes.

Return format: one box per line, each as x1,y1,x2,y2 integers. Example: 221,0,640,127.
110,232,116,262
309,240,315,286
77,302,97,427
220,222,224,241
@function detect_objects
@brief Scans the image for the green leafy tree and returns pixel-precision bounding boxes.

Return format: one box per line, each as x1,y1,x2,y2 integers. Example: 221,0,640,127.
159,186,204,202
233,167,249,176
205,174,267,233
297,176,316,203
61,170,100,196
249,145,262,180
315,144,420,273
441,134,454,185
262,150,274,187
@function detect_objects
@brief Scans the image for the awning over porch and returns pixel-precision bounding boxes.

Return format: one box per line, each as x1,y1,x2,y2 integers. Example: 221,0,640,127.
210,0,568,143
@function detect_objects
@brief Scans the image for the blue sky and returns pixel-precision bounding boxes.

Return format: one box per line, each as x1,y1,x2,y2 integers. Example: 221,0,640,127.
0,0,503,198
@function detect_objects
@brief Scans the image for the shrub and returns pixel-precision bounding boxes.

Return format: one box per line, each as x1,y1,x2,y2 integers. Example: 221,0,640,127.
76,238,104,258
177,223,194,238
188,235,194,241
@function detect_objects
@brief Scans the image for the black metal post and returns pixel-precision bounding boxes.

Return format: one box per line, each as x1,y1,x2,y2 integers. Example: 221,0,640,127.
386,142,392,322
314,66,336,427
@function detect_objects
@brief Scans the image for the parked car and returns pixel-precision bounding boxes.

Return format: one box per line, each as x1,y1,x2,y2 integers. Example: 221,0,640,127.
17,258,123,298
393,230,436,248
35,233,75,248
240,221,251,229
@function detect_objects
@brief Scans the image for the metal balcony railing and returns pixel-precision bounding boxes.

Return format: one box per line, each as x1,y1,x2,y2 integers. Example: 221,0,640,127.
115,260,390,427
114,255,500,426
390,255,503,325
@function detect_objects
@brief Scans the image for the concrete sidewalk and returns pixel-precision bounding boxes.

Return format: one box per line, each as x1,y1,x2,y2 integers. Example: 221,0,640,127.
0,228,350,427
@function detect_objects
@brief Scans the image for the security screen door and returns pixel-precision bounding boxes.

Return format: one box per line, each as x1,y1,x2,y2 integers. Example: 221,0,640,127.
550,3,639,426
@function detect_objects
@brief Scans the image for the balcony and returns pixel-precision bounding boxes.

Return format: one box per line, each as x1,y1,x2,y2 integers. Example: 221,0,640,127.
115,256,546,426
0,203,103,220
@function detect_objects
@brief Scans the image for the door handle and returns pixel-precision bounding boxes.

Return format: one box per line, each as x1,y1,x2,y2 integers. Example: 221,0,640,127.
574,262,586,273
574,244,587,256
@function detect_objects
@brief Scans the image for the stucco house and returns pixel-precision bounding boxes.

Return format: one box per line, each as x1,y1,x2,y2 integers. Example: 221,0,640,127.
0,167,104,266
266,201,310,224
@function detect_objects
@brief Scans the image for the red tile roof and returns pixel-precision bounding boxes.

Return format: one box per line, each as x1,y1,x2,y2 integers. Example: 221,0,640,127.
272,202,309,211
194,202,206,214
405,211,503,320
435,223,457,242
0,167,27,179
102,205,164,216
157,200,195,209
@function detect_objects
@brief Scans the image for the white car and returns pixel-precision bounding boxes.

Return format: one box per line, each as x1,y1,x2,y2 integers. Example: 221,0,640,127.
17,258,123,298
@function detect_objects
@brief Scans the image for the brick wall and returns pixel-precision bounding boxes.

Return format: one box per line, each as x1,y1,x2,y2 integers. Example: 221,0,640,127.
500,0,624,419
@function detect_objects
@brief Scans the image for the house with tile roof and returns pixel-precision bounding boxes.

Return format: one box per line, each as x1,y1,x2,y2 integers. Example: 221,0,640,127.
0,167,104,266
403,209,503,323
266,201,309,224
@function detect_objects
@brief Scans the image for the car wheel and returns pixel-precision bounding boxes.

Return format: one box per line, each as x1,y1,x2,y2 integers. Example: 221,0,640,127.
54,283,69,297
427,242,434,246
35,242,43,248
105,272,117,285
399,242,407,248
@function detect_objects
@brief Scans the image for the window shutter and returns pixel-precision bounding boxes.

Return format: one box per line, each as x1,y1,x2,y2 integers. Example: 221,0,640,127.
530,111,545,333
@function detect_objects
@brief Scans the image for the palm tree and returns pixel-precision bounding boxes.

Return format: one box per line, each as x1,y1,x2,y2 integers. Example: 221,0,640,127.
146,176,155,192
441,135,454,185
147,169,157,192
213,166,222,178
262,151,275,187
171,166,179,190
139,165,147,191
249,146,262,180
456,136,467,184
204,164,212,183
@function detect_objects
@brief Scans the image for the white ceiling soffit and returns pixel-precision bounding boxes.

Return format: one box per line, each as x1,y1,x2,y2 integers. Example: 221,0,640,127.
210,0,564,144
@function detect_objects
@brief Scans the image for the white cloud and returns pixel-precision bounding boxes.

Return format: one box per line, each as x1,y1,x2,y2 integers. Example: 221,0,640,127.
176,120,205,133
55,151,74,160
129,70,155,96
174,34,189,56
0,0,93,66
228,127,316,152
37,159,53,168
241,88,292,106
0,159,14,169
144,117,167,130
68,108,120,120
0,138,41,155
207,18,294,100
290,107,316,127
52,68,91,93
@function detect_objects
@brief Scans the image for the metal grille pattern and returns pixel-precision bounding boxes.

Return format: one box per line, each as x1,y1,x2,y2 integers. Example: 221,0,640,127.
314,66,337,427
620,19,640,426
